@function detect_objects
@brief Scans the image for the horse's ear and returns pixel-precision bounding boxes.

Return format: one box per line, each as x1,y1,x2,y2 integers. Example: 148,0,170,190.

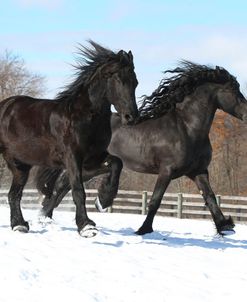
216,65,225,73
128,51,133,62
118,50,124,56
118,50,130,65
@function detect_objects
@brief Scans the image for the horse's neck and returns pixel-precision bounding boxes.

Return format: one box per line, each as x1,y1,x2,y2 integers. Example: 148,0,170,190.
71,91,111,116
93,99,112,118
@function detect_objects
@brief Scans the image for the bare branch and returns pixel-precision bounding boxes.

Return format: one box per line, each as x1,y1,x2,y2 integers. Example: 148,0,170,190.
0,50,46,101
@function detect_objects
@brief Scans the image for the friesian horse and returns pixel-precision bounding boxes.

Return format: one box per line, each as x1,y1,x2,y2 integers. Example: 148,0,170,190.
35,61,247,235
0,41,138,237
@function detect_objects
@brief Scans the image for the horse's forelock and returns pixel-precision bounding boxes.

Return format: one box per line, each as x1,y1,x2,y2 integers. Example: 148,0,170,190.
55,41,129,101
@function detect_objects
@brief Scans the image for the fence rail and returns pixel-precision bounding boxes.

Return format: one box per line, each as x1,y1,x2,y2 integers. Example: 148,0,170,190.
1,189,247,222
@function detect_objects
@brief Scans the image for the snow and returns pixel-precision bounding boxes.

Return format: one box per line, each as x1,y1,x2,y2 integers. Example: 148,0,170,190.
0,205,247,302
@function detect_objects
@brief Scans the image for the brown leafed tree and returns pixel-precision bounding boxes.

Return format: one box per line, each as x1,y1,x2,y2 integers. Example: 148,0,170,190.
209,110,247,195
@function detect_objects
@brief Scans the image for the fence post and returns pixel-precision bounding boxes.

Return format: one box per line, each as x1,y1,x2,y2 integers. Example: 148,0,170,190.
108,206,113,213
177,193,183,219
216,195,221,207
142,191,147,215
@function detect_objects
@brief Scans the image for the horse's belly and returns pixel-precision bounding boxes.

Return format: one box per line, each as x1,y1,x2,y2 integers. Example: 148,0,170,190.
119,149,160,174
5,140,64,167
125,162,159,174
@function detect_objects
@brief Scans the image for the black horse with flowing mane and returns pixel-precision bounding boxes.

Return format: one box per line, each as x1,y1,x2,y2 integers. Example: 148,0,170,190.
0,40,138,237
35,61,247,236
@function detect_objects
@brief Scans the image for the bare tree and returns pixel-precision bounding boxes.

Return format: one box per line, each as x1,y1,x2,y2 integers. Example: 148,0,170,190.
0,50,46,101
0,50,46,186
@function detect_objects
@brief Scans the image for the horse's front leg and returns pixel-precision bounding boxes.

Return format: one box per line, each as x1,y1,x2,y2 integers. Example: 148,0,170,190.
136,168,171,235
95,155,123,211
188,171,235,235
66,155,98,238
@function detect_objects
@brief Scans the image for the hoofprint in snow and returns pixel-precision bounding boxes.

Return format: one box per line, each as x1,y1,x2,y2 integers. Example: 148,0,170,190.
0,205,247,302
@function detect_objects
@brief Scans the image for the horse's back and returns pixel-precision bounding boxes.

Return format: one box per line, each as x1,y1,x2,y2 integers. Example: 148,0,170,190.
0,96,53,137
0,95,63,165
0,96,31,147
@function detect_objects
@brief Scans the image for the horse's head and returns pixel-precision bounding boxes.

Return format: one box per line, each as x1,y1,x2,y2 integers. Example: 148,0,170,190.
168,62,247,123
106,50,138,125
87,45,138,125
216,77,247,122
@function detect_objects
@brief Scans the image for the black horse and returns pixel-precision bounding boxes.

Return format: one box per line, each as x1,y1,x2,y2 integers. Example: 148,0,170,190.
0,40,138,237
35,61,247,235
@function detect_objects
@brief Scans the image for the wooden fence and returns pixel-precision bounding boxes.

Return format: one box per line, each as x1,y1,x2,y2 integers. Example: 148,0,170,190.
0,189,247,222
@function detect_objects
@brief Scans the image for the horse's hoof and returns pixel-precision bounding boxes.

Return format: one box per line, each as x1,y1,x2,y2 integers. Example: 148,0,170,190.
95,197,108,213
135,227,153,235
219,229,236,236
38,215,54,225
13,225,29,233
218,216,235,236
79,224,98,238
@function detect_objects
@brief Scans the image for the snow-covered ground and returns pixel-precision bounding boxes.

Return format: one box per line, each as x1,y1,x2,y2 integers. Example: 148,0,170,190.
0,205,246,302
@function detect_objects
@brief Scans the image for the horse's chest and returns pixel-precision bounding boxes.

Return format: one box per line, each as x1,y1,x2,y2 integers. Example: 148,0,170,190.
72,118,111,151
178,144,206,172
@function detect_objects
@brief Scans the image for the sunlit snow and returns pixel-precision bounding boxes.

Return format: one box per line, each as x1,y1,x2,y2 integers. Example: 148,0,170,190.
1,206,246,302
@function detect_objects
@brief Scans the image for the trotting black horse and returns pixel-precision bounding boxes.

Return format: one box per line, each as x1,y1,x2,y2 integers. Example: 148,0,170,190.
0,40,138,237
35,61,247,235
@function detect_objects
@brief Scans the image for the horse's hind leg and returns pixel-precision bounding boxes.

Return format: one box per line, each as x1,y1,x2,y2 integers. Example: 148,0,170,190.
38,169,71,218
7,161,31,232
36,167,62,197
136,168,171,235
38,160,113,217
188,171,235,235
36,168,64,218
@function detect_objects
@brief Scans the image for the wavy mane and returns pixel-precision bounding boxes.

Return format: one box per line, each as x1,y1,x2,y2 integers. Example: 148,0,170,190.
138,61,238,122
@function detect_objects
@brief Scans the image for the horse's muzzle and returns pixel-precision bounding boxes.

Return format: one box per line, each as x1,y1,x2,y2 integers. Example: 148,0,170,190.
121,113,138,125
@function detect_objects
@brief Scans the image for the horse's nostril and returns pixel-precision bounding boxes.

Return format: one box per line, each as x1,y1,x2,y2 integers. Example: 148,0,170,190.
125,114,135,124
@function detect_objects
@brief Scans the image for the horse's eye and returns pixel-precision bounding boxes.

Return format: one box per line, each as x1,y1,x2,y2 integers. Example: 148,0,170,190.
103,72,113,79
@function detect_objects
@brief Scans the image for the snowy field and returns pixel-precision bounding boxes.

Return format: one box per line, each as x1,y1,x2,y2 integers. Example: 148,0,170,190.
0,205,247,302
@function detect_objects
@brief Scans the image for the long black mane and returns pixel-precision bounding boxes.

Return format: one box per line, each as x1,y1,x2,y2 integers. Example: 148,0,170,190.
138,60,238,121
56,40,120,102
